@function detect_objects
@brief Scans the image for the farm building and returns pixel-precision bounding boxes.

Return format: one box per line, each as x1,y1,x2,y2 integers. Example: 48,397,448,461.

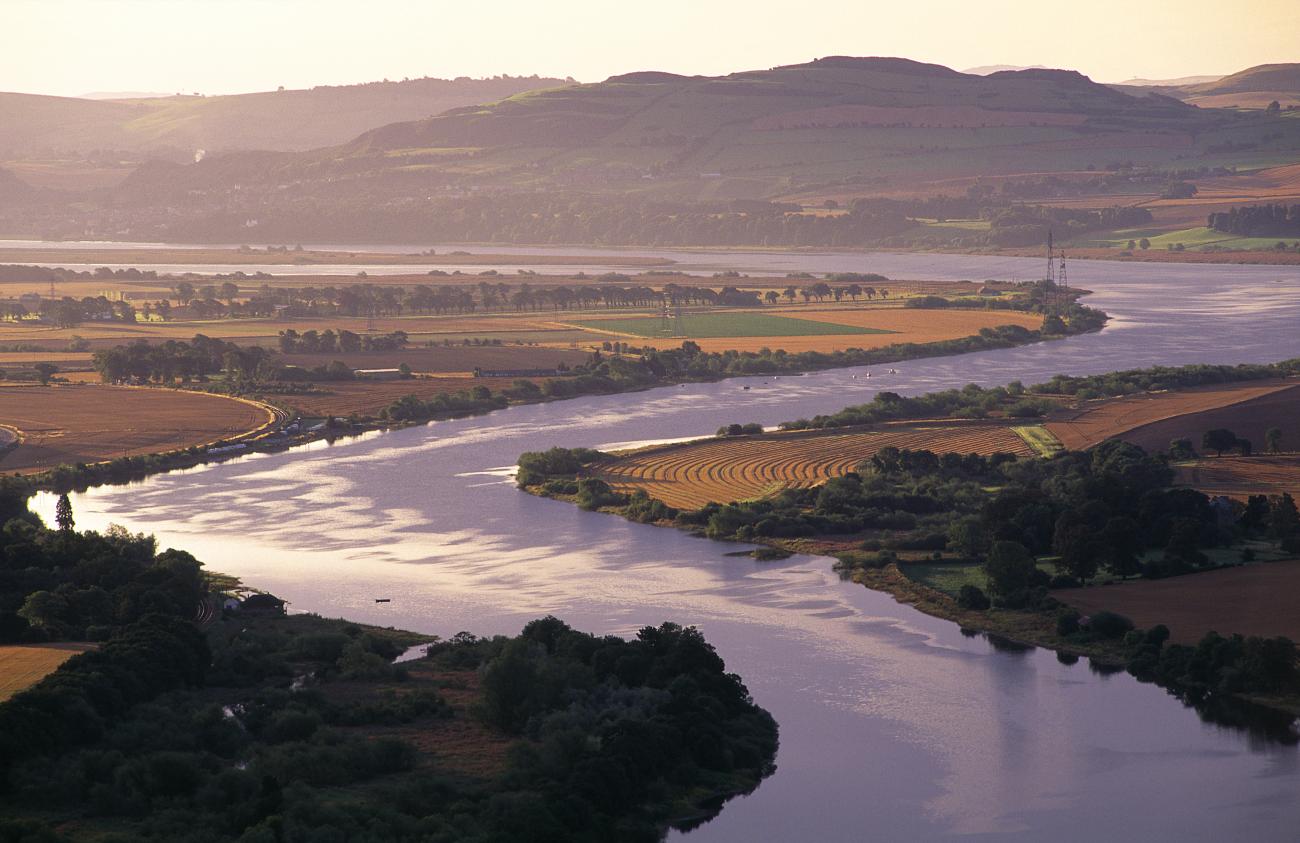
353,368,404,380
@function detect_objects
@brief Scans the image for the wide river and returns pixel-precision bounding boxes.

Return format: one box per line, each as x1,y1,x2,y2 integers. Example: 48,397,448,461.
33,249,1300,841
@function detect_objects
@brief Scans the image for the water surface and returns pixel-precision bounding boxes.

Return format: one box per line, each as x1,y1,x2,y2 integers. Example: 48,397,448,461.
35,251,1300,841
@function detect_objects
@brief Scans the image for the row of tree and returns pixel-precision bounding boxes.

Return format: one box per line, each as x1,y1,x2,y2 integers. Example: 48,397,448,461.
1208,204,1300,237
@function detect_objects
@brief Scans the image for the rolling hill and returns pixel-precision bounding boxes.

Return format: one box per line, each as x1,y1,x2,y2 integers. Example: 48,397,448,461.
1119,64,1300,109
0,75,574,159
13,57,1300,246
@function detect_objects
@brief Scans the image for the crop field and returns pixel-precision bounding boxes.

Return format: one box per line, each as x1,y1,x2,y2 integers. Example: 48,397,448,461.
594,421,1034,510
1116,383,1300,455
1059,561,1300,644
281,345,591,374
268,376,510,418
0,643,95,702
0,385,274,473
568,312,891,339
1044,380,1299,451
627,308,1044,354
1177,456,1300,500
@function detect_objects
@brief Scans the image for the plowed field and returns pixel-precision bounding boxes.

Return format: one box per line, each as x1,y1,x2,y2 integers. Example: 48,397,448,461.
0,385,274,473
1176,456,1300,500
1059,561,1300,644
594,421,1034,510
1045,380,1299,451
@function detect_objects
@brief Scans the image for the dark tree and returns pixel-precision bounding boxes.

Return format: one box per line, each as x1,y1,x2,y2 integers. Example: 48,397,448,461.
983,540,1039,599
54,494,74,532
1202,428,1238,456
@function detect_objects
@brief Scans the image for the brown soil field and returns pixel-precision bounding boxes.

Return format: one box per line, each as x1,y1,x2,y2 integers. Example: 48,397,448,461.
0,642,96,702
268,376,515,418
1044,380,1299,451
1116,383,1300,454
0,351,94,367
627,308,1044,354
1176,456,1300,500
1058,560,1300,644
0,312,585,343
594,421,1034,510
281,345,591,374
0,384,275,473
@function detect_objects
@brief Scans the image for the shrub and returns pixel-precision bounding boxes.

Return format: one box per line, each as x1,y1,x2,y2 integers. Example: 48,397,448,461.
1087,611,1134,639
956,584,990,610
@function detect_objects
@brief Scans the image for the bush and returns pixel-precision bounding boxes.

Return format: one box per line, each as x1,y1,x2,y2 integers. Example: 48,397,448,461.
956,584,990,610
1087,611,1134,639
1056,610,1081,636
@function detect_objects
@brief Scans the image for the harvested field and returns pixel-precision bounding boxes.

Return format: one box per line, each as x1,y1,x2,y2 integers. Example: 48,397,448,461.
0,643,95,702
1117,383,1300,455
268,376,515,418
281,345,591,374
1044,380,1299,451
594,421,1034,510
0,313,594,345
1058,561,1300,644
1177,456,1300,500
0,351,93,367
569,311,889,339
0,384,274,473
629,308,1044,354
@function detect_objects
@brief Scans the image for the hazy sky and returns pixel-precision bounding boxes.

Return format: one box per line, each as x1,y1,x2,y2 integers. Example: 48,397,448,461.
6,0,1299,97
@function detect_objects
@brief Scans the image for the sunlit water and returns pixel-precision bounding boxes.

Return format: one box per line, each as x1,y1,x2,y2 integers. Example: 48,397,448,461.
31,251,1300,841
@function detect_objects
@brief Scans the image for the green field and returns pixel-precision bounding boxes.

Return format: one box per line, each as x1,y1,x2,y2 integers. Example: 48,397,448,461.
1083,226,1300,251
1013,425,1065,457
569,312,896,339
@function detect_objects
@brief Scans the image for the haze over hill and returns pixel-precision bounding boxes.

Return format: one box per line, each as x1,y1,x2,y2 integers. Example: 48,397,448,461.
0,74,573,160
1117,63,1300,109
6,56,1300,248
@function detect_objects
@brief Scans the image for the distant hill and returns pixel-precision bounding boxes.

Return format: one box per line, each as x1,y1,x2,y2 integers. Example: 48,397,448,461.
1118,64,1300,109
0,75,574,158
16,56,1300,244
1116,74,1222,87
0,168,35,207
963,64,1047,75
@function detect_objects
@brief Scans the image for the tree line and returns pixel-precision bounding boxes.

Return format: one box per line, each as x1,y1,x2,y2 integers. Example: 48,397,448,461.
1207,204,1300,237
0,486,778,840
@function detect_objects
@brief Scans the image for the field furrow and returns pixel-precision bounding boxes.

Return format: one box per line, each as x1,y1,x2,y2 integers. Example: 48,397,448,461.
595,422,1033,509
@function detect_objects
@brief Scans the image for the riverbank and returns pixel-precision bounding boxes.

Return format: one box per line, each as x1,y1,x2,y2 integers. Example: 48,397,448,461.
515,361,1300,719
7,302,1103,495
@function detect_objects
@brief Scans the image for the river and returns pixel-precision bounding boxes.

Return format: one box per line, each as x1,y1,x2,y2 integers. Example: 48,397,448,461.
31,250,1300,841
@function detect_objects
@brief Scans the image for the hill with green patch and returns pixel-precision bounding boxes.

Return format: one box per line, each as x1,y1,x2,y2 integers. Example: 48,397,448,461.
0,75,574,158
14,57,1300,245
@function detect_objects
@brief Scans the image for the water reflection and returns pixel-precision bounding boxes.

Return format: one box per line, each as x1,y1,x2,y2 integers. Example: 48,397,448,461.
29,251,1300,841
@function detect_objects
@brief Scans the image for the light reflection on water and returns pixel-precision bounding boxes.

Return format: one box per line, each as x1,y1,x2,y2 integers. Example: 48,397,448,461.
29,251,1300,841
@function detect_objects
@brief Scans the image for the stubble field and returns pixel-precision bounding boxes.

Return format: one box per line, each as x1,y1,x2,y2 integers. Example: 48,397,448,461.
0,384,275,473
593,421,1035,510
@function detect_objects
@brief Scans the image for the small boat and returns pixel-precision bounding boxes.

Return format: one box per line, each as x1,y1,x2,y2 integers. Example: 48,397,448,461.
743,385,750,390
374,598,391,603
